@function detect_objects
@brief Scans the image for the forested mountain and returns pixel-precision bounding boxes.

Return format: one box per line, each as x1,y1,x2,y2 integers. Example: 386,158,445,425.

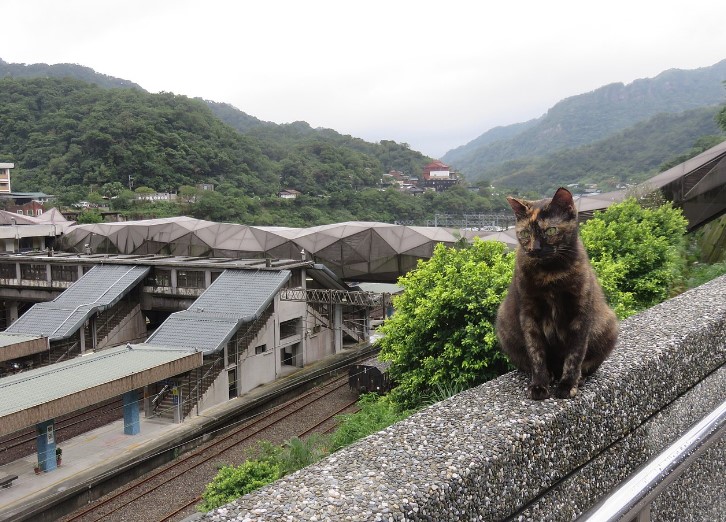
488,106,725,194
443,59,726,186
0,58,142,90
1,57,725,226
0,75,499,226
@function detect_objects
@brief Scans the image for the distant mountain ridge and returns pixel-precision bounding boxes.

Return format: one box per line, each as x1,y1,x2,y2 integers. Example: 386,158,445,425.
443,59,726,182
0,58,143,90
2,57,725,198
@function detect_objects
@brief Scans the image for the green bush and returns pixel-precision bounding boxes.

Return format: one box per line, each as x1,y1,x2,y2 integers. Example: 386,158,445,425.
377,239,514,410
580,198,688,318
198,460,281,512
329,394,411,452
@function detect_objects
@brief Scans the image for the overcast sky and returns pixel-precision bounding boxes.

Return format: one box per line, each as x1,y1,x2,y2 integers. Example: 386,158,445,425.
3,1,726,158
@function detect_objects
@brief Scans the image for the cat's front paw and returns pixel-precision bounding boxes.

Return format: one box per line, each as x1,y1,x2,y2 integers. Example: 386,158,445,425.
529,384,550,400
555,383,578,399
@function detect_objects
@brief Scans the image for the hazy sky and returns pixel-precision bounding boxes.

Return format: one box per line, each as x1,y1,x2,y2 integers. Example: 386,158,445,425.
3,1,726,157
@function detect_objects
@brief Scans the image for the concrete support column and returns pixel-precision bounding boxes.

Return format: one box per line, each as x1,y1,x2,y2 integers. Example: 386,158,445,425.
172,386,182,424
333,304,343,354
90,315,97,351
46,263,52,283
36,419,57,472
143,386,152,418
170,268,178,292
80,325,86,354
8,301,18,325
123,390,140,435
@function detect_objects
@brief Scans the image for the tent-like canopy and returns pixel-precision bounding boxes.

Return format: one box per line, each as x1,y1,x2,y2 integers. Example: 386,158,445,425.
61,218,466,282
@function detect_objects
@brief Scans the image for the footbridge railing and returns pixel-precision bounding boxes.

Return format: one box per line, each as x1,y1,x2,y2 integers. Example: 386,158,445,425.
197,274,726,522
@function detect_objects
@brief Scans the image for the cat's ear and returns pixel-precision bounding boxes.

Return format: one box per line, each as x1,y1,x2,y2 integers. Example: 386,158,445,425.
550,187,576,216
507,197,529,220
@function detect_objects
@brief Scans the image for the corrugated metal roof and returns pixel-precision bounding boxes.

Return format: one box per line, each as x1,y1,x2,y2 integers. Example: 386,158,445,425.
6,265,150,340
0,344,198,418
0,333,45,349
0,344,202,435
146,269,290,353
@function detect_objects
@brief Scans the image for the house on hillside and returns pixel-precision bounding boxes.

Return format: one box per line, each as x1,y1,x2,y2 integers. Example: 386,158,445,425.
278,189,302,199
0,164,53,216
419,160,460,192
0,163,13,194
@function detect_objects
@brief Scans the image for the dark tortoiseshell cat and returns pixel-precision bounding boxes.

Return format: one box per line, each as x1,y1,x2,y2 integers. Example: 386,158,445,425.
496,187,617,400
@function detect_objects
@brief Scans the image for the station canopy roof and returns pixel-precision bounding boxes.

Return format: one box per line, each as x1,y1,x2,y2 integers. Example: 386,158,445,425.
61,218,460,282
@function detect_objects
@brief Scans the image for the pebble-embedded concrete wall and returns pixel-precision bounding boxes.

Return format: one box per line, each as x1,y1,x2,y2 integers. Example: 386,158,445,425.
196,275,726,522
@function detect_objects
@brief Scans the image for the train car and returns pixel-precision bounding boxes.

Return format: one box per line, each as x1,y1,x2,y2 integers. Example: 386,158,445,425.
348,360,391,395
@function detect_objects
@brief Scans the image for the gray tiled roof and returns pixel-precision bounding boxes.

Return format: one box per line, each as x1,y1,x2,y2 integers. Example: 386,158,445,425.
0,344,198,419
6,265,150,340
146,269,290,353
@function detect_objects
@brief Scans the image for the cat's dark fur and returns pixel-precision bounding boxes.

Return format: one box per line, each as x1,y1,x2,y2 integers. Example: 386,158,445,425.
496,187,617,400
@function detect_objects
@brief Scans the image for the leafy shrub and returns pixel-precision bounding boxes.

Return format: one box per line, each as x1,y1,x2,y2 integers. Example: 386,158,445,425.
377,239,514,410
580,198,688,318
198,460,280,512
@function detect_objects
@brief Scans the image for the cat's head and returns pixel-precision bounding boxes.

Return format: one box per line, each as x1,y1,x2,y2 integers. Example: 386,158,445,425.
506,187,579,261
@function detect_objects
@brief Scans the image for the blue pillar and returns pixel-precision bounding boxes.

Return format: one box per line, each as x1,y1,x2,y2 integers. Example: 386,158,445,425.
36,419,57,472
123,390,140,435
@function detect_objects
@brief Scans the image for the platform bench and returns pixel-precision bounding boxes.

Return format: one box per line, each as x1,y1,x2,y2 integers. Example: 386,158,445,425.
0,474,18,488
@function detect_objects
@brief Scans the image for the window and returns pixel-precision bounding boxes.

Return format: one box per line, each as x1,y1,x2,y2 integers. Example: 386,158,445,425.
51,265,78,282
0,264,16,279
20,264,46,281
255,344,267,355
177,270,204,289
279,318,301,339
36,209,43,216
148,269,171,287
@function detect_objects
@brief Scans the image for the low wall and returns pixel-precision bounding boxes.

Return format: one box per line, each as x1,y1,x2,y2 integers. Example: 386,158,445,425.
198,276,726,521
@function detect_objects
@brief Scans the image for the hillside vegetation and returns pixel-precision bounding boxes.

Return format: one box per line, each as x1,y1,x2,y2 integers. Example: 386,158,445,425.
489,107,725,194
0,75,508,225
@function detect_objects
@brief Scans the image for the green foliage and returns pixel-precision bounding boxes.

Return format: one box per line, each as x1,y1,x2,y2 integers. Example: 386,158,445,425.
0,77,276,197
198,460,281,512
580,198,688,318
277,435,329,475
76,209,103,224
198,434,329,512
378,239,514,410
486,107,724,195
685,261,726,289
329,394,412,452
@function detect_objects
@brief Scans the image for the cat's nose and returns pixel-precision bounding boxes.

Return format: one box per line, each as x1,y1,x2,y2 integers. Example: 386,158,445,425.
532,239,541,251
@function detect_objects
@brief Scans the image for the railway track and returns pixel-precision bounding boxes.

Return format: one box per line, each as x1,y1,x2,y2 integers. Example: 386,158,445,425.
60,371,363,522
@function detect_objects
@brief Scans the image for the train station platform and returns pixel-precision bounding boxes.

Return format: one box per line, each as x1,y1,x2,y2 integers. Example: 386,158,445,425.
0,342,376,522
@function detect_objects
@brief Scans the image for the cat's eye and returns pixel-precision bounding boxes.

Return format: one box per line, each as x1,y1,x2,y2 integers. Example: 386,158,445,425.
518,230,531,239
545,227,557,237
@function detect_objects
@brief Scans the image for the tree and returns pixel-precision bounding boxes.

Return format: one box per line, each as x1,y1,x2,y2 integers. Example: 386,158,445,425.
377,239,514,410
580,198,688,318
100,181,125,199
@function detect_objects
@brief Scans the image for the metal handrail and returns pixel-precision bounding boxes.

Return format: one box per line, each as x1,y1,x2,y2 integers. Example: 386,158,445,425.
151,384,171,412
577,398,726,521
